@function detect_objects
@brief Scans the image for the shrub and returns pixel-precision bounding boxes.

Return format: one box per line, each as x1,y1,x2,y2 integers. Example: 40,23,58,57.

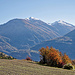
0,52,15,59
63,63,74,70
26,56,32,61
39,46,72,68
62,53,72,64
72,60,75,65
39,46,63,66
58,62,65,68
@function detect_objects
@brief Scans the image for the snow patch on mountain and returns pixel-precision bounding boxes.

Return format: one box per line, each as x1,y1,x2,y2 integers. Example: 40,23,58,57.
25,17,39,20
58,20,73,26
52,20,74,27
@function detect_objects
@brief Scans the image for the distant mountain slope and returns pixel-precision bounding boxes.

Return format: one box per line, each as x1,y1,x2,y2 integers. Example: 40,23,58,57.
0,17,60,60
31,29,75,60
0,35,17,53
0,17,75,60
0,17,59,49
51,20,75,36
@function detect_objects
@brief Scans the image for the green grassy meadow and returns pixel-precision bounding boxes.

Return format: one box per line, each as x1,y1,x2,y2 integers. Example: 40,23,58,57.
0,59,75,75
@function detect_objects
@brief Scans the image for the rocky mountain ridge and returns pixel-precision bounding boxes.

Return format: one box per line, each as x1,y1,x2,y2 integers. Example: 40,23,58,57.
0,17,75,60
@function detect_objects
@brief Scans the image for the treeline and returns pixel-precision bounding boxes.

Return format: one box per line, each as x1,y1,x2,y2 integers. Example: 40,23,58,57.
0,52,15,59
39,46,74,69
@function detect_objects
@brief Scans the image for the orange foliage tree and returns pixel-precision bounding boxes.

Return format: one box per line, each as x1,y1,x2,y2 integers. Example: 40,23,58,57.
62,53,72,64
39,46,49,64
39,46,72,67
46,47,62,66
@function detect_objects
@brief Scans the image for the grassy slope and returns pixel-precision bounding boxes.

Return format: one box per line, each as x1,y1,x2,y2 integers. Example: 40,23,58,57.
0,59,75,75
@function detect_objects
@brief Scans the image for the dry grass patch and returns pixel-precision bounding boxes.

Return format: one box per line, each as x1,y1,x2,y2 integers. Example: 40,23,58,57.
74,65,75,69
0,59,75,75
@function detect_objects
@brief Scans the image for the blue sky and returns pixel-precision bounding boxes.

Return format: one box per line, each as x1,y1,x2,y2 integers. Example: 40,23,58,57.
0,0,75,25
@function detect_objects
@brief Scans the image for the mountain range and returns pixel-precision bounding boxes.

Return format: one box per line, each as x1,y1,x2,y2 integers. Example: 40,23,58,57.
31,29,75,60
0,17,75,61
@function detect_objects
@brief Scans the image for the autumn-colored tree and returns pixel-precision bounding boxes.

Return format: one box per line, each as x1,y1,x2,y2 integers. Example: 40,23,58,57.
39,46,72,68
39,46,49,64
46,47,62,66
62,53,72,64
39,46,62,66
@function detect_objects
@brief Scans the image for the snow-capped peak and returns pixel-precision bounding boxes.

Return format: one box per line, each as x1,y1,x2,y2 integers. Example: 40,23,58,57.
58,20,73,26
52,20,74,27
25,17,39,20
57,20,64,24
